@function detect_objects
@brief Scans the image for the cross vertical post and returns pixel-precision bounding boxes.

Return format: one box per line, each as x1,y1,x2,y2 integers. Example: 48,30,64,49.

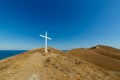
40,31,52,53
45,31,47,53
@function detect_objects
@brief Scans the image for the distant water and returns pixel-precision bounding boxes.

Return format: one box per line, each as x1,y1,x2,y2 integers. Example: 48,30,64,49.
0,50,27,60
0,50,68,60
62,50,68,52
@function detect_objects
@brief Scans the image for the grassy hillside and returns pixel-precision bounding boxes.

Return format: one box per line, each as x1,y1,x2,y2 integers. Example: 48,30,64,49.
0,47,119,80
65,45,120,77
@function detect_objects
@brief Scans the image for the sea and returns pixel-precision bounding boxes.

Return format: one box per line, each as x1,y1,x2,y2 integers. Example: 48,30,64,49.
0,50,68,60
0,50,27,60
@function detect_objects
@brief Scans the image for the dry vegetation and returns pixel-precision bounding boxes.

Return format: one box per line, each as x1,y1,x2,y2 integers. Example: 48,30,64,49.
0,47,119,80
65,45,120,77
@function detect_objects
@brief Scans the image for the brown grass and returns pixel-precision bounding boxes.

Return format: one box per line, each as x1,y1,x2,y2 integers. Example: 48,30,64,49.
0,47,119,80
65,45,120,77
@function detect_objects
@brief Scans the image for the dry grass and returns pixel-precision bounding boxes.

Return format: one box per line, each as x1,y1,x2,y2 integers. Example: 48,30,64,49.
0,47,119,80
90,45,120,60
65,45,120,77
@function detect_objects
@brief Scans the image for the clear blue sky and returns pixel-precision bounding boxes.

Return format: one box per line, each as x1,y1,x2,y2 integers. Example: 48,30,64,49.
0,0,120,50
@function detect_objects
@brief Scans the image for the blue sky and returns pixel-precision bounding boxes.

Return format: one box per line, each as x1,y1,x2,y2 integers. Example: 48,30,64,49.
0,0,120,50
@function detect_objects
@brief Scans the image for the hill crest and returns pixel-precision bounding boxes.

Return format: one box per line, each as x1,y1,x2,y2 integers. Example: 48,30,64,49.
0,47,119,80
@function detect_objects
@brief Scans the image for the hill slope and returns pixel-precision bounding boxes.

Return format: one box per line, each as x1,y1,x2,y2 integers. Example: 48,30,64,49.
0,48,119,80
90,45,120,60
65,45,120,77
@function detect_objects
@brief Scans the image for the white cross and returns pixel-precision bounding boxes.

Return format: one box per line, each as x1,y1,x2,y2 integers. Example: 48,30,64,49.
40,31,52,53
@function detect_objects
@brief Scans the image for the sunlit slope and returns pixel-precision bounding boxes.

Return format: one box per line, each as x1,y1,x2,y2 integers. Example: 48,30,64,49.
90,45,120,60
65,45,120,77
0,47,118,80
66,48,120,71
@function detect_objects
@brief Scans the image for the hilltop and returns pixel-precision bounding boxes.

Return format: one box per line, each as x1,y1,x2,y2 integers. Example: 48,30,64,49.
0,47,119,80
65,45,120,77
